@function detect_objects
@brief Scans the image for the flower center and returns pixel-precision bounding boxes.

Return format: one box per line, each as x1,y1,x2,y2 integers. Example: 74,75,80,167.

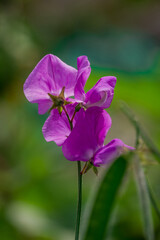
48,87,71,114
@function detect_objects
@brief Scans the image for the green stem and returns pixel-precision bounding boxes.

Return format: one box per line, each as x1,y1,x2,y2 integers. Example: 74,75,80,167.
75,161,82,240
62,106,82,239
62,105,73,130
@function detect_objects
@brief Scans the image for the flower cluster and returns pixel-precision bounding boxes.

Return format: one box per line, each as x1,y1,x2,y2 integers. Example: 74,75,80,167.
24,54,134,172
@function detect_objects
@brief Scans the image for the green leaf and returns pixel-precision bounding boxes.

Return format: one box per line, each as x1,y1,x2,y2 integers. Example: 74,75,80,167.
134,156,154,240
120,101,160,162
147,179,160,221
82,156,128,240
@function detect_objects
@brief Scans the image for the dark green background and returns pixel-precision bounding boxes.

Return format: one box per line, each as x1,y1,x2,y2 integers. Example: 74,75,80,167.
0,0,160,239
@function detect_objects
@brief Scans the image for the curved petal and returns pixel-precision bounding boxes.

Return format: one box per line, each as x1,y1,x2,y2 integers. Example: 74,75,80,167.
42,104,75,146
74,56,91,101
49,55,78,98
93,138,135,167
24,54,78,112
85,76,117,108
62,107,112,162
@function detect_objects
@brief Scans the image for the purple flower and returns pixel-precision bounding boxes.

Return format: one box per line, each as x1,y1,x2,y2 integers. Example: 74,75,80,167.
24,54,124,162
62,107,134,167
24,54,116,115
74,57,117,108
23,54,90,114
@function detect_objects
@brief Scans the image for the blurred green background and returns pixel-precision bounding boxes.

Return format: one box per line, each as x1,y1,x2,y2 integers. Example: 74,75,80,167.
0,0,160,239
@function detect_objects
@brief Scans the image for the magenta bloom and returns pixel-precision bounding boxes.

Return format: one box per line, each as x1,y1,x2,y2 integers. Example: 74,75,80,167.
23,53,127,165
62,107,134,166
23,54,90,114
24,54,116,115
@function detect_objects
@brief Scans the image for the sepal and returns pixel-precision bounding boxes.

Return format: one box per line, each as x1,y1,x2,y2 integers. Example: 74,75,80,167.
81,161,98,176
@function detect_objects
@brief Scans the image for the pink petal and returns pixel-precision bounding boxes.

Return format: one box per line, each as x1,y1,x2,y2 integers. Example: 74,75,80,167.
74,56,91,101
42,105,75,146
93,138,135,167
62,107,112,162
85,76,117,108
38,99,53,115
24,54,78,113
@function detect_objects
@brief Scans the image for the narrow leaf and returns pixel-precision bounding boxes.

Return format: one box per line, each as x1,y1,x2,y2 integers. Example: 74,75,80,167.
82,156,128,240
120,101,160,162
147,179,160,221
134,156,154,240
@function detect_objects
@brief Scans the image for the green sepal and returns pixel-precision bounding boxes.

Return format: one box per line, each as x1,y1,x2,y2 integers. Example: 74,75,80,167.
47,86,72,114
58,106,63,115
92,166,98,176
81,162,92,175
75,103,82,112
81,161,98,175
64,100,72,105
48,104,56,113
59,86,65,98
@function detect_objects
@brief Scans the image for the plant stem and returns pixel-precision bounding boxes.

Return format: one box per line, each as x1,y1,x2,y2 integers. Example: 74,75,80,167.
75,161,82,240
71,110,76,123
62,105,82,239
62,105,73,130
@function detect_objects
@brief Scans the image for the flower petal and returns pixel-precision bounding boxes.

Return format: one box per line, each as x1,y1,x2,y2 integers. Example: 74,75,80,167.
49,55,78,98
38,99,53,115
62,107,112,162
85,76,117,108
74,56,91,101
24,54,78,113
93,138,135,167
42,105,75,146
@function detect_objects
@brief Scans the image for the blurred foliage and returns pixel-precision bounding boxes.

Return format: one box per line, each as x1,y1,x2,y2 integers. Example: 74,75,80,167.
82,156,128,240
0,0,160,239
